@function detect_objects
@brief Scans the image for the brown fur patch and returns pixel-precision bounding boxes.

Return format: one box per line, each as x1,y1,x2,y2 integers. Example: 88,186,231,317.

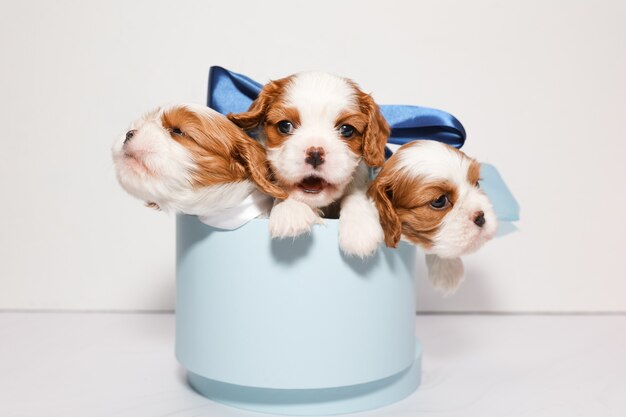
336,112,369,133
349,81,390,167
368,171,402,247
226,76,298,153
334,111,368,156
161,106,287,199
394,177,457,248
368,150,456,248
162,107,246,186
226,76,293,131
265,106,301,126
467,160,481,185
264,106,301,149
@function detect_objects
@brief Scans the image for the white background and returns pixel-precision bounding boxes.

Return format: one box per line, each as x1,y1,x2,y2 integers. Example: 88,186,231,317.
1,0,624,312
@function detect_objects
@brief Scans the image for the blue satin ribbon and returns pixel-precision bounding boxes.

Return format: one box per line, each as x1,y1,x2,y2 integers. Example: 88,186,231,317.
207,66,519,229
208,66,466,147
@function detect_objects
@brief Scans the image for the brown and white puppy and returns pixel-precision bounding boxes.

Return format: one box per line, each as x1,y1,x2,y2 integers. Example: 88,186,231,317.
112,104,286,228
368,140,497,294
228,72,390,257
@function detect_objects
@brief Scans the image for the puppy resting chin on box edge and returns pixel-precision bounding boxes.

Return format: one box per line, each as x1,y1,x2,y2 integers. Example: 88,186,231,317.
368,140,497,295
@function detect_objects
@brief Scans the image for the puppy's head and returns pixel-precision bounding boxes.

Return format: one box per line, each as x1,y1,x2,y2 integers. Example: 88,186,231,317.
111,104,286,210
228,72,390,207
368,140,497,258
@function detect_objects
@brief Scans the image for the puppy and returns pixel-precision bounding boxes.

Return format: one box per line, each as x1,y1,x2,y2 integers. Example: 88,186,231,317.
112,104,286,228
228,72,390,257
368,140,497,294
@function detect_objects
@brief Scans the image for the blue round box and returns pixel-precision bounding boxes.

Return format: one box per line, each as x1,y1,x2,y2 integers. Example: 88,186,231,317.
176,214,421,415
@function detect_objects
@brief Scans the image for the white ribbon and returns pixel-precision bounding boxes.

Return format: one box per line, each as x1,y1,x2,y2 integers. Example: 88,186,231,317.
197,189,273,230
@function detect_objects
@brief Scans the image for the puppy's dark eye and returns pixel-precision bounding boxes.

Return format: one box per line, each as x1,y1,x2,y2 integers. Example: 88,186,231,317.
430,195,449,209
475,181,481,188
277,120,294,134
339,124,355,138
171,127,183,136
124,130,135,144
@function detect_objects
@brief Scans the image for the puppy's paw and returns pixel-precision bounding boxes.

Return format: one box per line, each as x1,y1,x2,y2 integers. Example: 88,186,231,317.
339,205,384,258
425,254,465,296
269,199,323,238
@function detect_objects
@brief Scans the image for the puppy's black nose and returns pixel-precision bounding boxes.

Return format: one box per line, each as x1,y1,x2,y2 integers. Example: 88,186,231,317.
124,130,135,144
473,211,486,227
305,147,325,168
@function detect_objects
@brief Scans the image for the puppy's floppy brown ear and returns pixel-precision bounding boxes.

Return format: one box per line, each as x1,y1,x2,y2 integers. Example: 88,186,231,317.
232,132,287,200
227,79,286,131
360,92,390,167
368,173,401,248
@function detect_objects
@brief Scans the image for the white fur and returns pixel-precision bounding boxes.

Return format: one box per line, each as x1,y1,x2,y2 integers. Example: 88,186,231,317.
269,198,324,238
339,192,384,258
339,162,384,258
425,254,465,296
112,108,195,207
432,191,496,258
264,72,382,256
396,139,474,186
111,105,270,219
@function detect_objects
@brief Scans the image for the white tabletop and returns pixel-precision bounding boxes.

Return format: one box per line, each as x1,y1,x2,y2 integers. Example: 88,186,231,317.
1,313,624,417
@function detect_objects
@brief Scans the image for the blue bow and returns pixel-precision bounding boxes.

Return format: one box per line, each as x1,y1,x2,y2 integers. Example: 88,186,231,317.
207,66,519,231
208,66,466,147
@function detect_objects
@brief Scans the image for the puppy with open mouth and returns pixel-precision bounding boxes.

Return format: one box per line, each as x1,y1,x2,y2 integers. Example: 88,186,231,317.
112,104,286,228
368,140,497,294
228,72,390,257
